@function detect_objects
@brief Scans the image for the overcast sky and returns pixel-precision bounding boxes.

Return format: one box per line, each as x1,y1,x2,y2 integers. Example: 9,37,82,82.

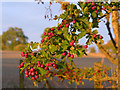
2,2,116,52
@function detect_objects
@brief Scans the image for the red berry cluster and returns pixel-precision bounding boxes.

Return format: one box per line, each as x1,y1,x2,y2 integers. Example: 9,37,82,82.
18,62,24,68
21,52,28,58
70,40,75,46
41,27,55,43
25,68,39,80
91,2,106,14
93,34,103,39
37,61,58,70
62,52,74,59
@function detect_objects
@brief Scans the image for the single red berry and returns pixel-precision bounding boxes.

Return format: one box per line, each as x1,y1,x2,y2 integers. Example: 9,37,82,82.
106,72,109,74
18,65,21,68
51,28,54,31
93,34,97,38
32,77,35,80
78,47,80,49
61,22,64,25
70,42,73,46
102,7,105,10
62,52,66,56
30,68,34,72
37,61,40,64
31,72,35,76
25,71,28,74
91,2,95,5
41,39,44,43
31,53,34,56
48,32,52,36
51,33,54,37
46,63,49,67
38,64,41,67
45,48,47,51
95,10,98,14
58,27,60,30
47,37,50,40
25,74,29,78
35,71,38,74
20,63,24,67
84,45,88,49
62,19,65,22
43,32,46,35
67,53,71,57
21,52,25,57
44,67,48,70
72,20,76,24
72,40,75,44
92,6,95,10
59,25,62,28
66,24,69,28
35,75,39,79
41,64,44,68
99,35,103,39
28,72,31,75
52,64,56,67
71,55,74,59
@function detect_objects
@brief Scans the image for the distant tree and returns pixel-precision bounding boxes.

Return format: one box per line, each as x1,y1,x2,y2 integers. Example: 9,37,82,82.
103,39,117,56
0,35,2,50
2,27,28,51
89,47,96,53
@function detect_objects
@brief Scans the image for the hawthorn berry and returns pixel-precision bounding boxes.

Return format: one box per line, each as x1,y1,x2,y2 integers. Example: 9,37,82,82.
35,75,39,79
66,24,69,28
72,20,76,24
92,6,95,10
84,45,88,48
32,77,35,80
41,64,44,68
43,32,46,35
91,2,95,5
70,42,73,46
59,25,62,28
71,55,74,59
31,72,35,76
48,32,52,36
25,74,29,78
41,39,44,43
46,63,49,67
51,28,54,31
21,52,25,57
44,67,48,70
51,33,54,37
67,53,71,57
47,37,50,40
99,35,103,39
30,68,34,72
62,52,66,56
95,10,98,14
93,34,97,38
102,7,105,10
21,63,24,67
25,71,28,74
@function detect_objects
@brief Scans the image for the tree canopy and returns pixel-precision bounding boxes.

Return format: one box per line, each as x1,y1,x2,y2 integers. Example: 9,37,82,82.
2,27,28,51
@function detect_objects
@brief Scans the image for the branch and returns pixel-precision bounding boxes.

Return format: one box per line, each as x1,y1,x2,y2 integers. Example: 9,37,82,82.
106,22,118,49
97,43,118,65
98,9,120,19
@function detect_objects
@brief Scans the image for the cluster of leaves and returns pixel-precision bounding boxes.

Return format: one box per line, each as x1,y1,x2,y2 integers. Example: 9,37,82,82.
19,1,119,87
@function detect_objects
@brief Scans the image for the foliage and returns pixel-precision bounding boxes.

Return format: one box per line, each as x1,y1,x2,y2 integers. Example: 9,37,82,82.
2,27,28,51
89,46,96,53
19,1,119,88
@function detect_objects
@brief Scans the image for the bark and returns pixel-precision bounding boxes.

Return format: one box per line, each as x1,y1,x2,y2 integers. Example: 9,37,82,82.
112,6,119,48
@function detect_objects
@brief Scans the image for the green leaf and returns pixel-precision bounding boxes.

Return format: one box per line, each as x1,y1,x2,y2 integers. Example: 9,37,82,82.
92,30,98,34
